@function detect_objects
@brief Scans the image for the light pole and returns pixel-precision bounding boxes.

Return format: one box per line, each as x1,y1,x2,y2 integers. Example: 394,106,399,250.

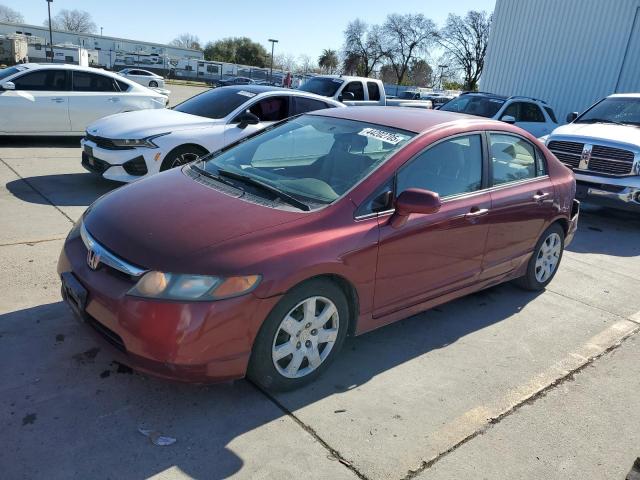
46,0,54,63
437,64,449,90
268,38,278,83
100,27,103,37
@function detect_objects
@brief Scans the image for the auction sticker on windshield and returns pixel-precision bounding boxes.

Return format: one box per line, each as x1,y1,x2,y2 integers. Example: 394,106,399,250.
237,90,257,98
358,127,405,145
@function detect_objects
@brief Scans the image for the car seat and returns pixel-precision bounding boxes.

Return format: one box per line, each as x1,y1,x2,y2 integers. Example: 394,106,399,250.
317,134,373,194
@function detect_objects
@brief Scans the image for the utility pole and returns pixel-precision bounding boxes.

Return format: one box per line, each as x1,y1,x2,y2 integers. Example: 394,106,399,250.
46,0,54,63
101,27,103,37
268,38,278,83
437,64,449,90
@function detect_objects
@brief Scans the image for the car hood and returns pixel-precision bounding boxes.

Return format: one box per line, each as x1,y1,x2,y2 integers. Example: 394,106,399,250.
550,122,640,149
86,109,222,138
83,168,307,273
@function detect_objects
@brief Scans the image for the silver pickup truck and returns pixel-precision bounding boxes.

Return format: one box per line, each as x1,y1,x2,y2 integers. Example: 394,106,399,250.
544,94,640,212
298,75,433,109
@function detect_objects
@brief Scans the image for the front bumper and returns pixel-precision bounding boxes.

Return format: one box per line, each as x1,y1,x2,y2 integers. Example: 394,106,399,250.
574,173,640,212
80,138,160,183
57,235,280,383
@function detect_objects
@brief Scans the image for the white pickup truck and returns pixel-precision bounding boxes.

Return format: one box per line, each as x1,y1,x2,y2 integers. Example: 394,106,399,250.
544,93,640,212
298,75,432,109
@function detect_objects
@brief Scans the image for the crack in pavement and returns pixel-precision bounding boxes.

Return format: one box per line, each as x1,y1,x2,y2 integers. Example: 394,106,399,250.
0,156,74,224
0,237,66,247
250,381,371,480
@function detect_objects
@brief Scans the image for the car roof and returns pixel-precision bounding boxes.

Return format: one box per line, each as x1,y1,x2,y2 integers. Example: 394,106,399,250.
309,74,377,82
16,63,131,79
308,105,501,133
460,91,508,100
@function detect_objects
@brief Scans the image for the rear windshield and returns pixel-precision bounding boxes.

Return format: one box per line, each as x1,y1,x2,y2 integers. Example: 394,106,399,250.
440,95,506,118
299,77,343,97
173,88,254,119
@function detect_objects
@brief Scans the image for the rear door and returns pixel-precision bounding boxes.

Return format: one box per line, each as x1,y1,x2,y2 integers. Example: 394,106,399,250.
1,69,70,133
481,132,555,280
69,71,127,132
224,95,291,145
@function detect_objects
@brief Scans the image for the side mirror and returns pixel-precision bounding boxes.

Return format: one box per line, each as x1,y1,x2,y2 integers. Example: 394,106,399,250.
338,91,355,102
500,115,516,124
566,112,579,123
391,188,441,228
1,81,15,91
235,111,260,129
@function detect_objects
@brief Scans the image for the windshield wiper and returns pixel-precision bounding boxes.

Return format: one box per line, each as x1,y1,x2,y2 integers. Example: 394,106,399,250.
216,168,310,211
577,118,629,126
190,163,242,189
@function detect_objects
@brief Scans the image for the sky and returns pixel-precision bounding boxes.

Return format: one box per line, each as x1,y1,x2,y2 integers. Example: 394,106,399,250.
9,0,495,60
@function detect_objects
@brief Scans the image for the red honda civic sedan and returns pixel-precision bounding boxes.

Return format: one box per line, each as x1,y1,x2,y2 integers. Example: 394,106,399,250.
58,106,579,390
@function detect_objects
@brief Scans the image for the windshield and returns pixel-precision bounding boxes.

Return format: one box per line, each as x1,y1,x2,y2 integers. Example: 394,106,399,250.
440,95,506,118
197,115,414,208
173,88,254,119
299,78,343,97
0,66,25,81
576,97,640,126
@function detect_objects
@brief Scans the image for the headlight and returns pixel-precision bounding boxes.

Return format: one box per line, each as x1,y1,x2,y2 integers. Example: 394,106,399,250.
538,134,550,145
128,271,261,301
110,132,170,149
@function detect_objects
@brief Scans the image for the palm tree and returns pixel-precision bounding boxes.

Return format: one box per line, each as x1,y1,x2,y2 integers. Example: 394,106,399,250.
318,49,339,74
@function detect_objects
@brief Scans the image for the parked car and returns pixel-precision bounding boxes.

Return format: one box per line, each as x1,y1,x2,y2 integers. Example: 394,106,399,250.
81,85,344,182
399,90,455,107
59,106,579,390
0,64,168,135
439,92,558,137
118,68,165,89
211,76,255,87
544,93,640,211
299,75,433,109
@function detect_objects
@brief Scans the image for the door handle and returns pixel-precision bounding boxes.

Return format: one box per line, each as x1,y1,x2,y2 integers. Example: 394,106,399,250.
108,97,120,102
464,207,489,219
533,192,550,202
51,97,65,103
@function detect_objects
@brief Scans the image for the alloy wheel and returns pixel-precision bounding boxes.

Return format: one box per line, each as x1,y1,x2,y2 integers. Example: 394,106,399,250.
271,296,339,379
534,232,562,283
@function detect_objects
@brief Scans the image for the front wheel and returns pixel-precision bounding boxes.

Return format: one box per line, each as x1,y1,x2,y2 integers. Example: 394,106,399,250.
160,145,207,171
247,279,349,391
515,224,565,291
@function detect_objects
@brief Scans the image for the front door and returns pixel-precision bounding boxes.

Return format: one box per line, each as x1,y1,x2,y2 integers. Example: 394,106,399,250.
1,69,70,133
374,133,491,317
481,132,555,279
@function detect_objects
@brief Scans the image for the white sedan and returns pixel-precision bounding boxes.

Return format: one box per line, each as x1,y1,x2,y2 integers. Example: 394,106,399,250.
80,86,344,183
118,68,165,89
0,64,168,135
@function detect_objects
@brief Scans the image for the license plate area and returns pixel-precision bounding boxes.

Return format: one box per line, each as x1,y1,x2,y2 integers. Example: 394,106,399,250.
61,272,87,320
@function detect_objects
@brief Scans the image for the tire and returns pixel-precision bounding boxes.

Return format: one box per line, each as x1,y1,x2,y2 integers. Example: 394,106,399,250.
515,223,565,291
160,145,207,172
149,80,158,88
247,279,350,391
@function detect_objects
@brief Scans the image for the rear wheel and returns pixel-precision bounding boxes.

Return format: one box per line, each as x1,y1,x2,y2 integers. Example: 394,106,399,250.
149,80,158,88
248,279,349,391
515,224,565,291
160,145,207,171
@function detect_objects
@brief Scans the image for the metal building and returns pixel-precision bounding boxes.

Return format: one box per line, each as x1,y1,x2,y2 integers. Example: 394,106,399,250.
481,0,640,121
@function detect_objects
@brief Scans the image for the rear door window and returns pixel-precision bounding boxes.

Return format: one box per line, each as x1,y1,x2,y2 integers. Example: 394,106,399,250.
72,72,119,92
544,106,558,123
367,82,381,101
489,133,538,185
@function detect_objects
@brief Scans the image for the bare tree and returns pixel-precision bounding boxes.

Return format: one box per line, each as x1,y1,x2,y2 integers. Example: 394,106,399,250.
343,19,384,77
45,9,96,33
434,11,493,91
275,52,297,72
170,33,202,50
298,54,316,74
0,4,24,23
381,13,436,85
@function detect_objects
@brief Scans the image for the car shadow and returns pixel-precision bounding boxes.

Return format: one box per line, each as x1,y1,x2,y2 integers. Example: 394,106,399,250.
567,203,640,257
1,283,540,479
0,136,83,148
5,173,120,207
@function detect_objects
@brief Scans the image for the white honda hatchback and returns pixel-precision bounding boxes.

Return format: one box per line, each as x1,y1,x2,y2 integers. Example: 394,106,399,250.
0,63,167,135
80,86,344,183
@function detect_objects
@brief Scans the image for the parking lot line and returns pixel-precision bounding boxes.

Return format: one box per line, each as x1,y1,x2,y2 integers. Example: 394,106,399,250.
401,315,640,479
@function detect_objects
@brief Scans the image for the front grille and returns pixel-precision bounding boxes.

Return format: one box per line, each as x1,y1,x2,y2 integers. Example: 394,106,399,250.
82,151,110,174
123,156,148,176
86,315,126,352
85,133,134,150
548,140,635,175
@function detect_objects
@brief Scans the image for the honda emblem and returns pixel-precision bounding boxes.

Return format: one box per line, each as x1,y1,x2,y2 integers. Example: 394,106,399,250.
86,249,101,270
